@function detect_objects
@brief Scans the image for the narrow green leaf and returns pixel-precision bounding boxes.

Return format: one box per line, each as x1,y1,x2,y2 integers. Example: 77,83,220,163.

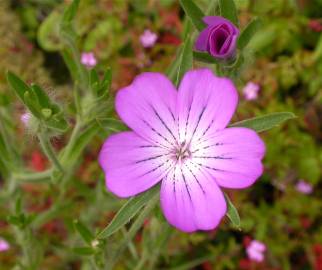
90,69,100,93
6,71,31,102
106,194,159,268
166,47,183,83
23,92,42,118
230,112,296,132
96,118,127,133
97,185,159,239
238,18,262,50
219,0,239,26
175,35,193,86
45,113,69,132
72,247,96,256
62,0,80,24
74,220,94,245
98,68,112,98
224,193,241,228
193,51,218,64
31,84,51,109
179,0,206,31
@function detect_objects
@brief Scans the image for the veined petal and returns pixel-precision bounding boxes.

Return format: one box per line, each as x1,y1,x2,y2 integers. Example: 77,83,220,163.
192,127,265,189
99,132,173,197
160,161,226,232
177,69,238,145
115,73,178,149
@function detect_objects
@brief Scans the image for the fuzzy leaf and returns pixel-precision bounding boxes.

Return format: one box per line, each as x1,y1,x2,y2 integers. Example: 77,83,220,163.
179,0,206,31
219,0,239,26
97,185,159,239
224,194,241,228
238,18,262,50
230,112,296,132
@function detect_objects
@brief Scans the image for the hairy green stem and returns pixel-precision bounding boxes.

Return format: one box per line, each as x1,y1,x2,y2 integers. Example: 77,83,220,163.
38,130,64,173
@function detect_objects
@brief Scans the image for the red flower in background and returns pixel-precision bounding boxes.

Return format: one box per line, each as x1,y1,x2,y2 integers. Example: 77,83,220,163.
313,244,322,270
30,150,47,172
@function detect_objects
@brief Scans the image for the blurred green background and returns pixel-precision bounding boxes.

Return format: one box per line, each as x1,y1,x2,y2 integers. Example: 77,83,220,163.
0,0,321,269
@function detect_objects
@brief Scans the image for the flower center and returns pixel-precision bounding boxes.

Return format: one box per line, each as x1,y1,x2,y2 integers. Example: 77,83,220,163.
171,141,192,164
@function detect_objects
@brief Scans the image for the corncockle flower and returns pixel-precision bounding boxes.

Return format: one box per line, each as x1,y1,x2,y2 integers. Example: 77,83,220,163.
99,69,265,232
295,180,313,194
0,238,9,252
195,16,239,60
242,82,260,100
246,240,266,262
140,29,158,48
81,52,97,68
21,112,31,125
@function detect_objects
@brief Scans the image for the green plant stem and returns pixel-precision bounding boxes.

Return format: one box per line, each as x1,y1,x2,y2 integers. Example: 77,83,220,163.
38,130,64,173
12,170,52,182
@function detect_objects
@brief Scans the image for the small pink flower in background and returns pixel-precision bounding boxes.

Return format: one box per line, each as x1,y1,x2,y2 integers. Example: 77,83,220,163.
296,180,313,194
140,29,158,48
0,238,9,252
81,52,97,68
99,69,265,232
246,240,266,262
21,112,31,126
242,82,260,100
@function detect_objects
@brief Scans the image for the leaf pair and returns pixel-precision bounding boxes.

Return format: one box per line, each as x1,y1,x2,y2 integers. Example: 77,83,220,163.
6,72,68,132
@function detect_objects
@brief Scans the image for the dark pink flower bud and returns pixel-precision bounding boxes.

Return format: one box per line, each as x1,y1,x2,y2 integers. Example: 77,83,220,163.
195,16,239,60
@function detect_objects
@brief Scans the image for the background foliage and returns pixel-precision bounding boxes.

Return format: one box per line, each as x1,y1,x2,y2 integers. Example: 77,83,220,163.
0,0,321,269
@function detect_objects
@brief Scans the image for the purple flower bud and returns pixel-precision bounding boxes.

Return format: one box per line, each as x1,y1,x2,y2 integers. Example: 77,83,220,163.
195,16,239,60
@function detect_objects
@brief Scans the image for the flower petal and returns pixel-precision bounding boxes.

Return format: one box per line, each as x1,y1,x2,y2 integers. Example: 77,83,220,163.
203,16,238,33
177,69,238,145
192,127,265,189
115,73,178,149
195,27,212,51
160,161,226,232
99,131,173,197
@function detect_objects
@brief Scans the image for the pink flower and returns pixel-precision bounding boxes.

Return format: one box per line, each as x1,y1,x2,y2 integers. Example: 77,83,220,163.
81,52,97,68
140,29,158,48
246,240,266,262
21,112,31,125
242,82,260,100
0,238,9,252
296,180,313,194
99,69,265,232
